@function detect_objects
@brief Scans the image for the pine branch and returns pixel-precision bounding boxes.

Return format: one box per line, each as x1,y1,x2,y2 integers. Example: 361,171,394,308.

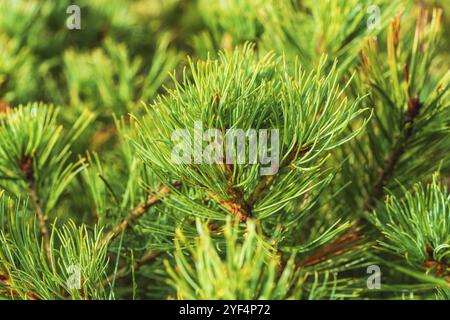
18,155,51,262
364,91,423,211
307,10,448,286
1,0,448,300
207,189,251,222
424,245,450,281
28,185,51,262
371,174,450,284
0,269,41,300
300,227,365,267
206,163,252,222
167,218,343,299
305,96,422,268
103,181,181,242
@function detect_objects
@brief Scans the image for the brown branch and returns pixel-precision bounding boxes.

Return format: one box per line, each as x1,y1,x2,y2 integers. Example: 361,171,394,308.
0,100,10,114
207,190,251,222
364,144,402,211
301,73,424,268
423,245,450,282
423,259,450,282
363,94,422,211
302,94,424,267
0,270,9,287
103,182,180,242
209,144,312,221
0,289,41,300
0,270,41,300
100,182,180,290
100,183,179,288
300,227,365,267
18,156,51,262
204,161,251,222
28,186,51,262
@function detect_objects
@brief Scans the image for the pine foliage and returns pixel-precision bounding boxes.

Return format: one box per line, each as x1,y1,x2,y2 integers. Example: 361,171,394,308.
0,0,449,300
